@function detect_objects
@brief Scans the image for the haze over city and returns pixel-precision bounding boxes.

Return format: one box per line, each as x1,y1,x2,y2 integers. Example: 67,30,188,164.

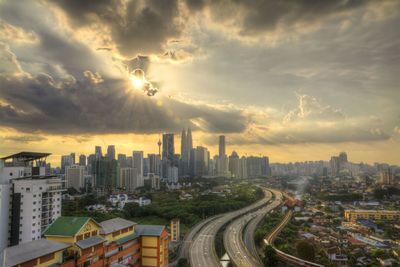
1,0,400,166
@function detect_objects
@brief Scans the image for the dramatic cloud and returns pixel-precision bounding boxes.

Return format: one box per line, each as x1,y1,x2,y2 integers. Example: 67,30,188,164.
47,0,185,57
0,0,399,163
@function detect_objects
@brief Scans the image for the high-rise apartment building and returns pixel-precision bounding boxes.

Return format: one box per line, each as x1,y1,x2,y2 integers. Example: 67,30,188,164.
189,146,209,178
219,135,226,157
107,145,116,160
78,154,86,166
120,168,143,192
60,154,74,174
133,151,144,178
0,152,64,251
162,134,175,162
95,146,102,159
65,165,85,191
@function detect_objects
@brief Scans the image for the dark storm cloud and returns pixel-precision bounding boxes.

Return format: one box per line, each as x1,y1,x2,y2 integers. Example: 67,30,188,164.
2,135,47,143
205,0,372,36
49,0,183,57
0,72,248,135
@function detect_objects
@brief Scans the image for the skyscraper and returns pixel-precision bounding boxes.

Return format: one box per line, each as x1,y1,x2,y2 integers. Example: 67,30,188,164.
133,151,144,178
181,129,187,161
95,146,102,159
219,135,226,157
187,127,193,158
79,154,86,166
61,154,74,174
162,134,175,161
117,154,127,168
107,145,116,160
66,165,85,191
189,146,209,178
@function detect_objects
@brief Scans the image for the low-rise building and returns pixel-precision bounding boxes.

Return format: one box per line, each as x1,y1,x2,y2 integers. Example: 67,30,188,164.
2,216,169,267
344,209,400,222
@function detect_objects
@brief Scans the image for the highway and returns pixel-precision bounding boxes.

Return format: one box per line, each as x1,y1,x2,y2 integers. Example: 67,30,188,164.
169,214,222,266
224,189,283,267
243,189,283,261
189,188,274,267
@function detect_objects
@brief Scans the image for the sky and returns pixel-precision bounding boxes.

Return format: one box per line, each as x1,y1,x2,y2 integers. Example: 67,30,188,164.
0,0,400,166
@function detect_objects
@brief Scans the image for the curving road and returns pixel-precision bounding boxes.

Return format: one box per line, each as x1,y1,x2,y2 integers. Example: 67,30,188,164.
243,189,283,261
169,214,222,266
189,188,274,267
224,189,283,267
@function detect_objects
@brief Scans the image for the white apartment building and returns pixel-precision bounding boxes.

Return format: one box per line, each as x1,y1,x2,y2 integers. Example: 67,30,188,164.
12,178,63,244
0,152,64,251
65,164,85,191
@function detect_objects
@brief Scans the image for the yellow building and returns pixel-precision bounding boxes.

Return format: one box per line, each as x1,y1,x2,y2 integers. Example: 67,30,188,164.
4,216,169,267
345,209,400,222
2,239,70,267
170,218,180,242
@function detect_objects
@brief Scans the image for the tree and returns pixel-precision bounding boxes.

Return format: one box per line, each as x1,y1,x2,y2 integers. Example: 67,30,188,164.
177,258,189,267
263,245,278,267
296,240,315,261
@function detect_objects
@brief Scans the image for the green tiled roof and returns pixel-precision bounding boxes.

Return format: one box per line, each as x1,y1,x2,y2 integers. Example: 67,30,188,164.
43,216,91,236
115,232,139,245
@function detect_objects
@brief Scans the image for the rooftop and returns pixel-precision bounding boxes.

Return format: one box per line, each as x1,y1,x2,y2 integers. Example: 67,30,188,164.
135,225,165,236
44,216,97,236
76,236,105,249
100,218,136,235
1,152,51,161
2,239,70,267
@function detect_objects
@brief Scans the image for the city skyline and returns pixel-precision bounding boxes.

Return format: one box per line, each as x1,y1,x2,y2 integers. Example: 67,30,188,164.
1,1,400,165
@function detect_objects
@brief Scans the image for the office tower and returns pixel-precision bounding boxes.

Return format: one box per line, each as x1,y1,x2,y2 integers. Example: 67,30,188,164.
240,157,247,178
133,151,144,178
148,154,161,175
95,146,102,158
0,152,64,249
166,165,179,183
117,153,127,168
61,154,74,174
93,157,118,190
219,135,226,157
330,156,340,176
65,165,85,191
189,146,209,178
229,151,240,178
87,154,95,171
162,134,175,161
187,127,193,155
246,156,263,177
181,129,187,161
79,154,86,166
70,153,76,164
261,156,270,176
339,152,348,164
149,173,160,190
323,167,328,176
120,168,141,192
126,156,133,168
143,158,150,176
107,145,116,160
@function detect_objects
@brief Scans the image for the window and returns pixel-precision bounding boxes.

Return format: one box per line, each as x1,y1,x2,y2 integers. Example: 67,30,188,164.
9,172,13,176
26,188,30,192
33,194,36,198
33,201,36,205
32,216,36,219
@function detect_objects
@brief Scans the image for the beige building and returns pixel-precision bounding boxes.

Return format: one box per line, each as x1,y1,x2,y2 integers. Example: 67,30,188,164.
344,209,400,222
